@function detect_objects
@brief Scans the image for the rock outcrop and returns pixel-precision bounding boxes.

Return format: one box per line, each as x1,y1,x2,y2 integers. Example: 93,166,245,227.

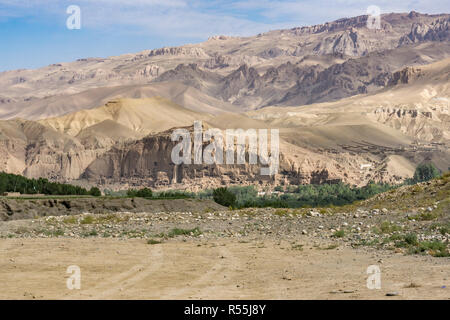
398,17,450,46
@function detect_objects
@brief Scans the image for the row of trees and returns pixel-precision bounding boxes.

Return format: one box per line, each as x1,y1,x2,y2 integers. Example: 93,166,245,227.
126,188,196,199
211,163,443,209
1,163,441,204
211,182,394,209
0,172,101,196
127,188,153,198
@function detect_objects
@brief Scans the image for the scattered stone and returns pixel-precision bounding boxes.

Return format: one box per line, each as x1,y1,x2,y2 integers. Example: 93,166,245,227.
308,211,321,217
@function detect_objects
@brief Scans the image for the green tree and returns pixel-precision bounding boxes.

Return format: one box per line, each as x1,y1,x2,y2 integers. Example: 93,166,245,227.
412,163,440,183
89,187,101,197
136,188,153,198
128,187,153,198
127,189,137,197
213,187,236,207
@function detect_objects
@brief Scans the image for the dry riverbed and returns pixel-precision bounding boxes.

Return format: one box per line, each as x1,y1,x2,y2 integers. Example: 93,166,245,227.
0,237,448,300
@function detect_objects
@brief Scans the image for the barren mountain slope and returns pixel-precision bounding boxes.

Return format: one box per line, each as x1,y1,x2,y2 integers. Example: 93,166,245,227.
248,57,450,143
39,97,209,136
0,12,449,119
0,56,449,188
0,82,241,120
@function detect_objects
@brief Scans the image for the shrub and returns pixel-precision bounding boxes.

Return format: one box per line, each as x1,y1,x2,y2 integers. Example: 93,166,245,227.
80,215,95,224
409,240,449,257
213,187,236,207
404,233,418,246
376,221,402,234
167,227,202,238
274,209,289,216
63,216,77,224
154,190,194,199
332,230,345,238
89,187,101,197
127,188,152,198
136,188,152,198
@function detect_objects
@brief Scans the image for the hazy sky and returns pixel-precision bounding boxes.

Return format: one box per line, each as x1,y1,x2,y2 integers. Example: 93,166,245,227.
0,0,448,71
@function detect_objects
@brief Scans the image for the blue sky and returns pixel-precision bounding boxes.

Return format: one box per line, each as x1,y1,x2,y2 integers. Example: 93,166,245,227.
0,0,448,71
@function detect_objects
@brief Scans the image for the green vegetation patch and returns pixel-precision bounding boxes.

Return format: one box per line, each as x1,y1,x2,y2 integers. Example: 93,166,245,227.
81,230,98,237
332,230,345,238
0,172,101,196
408,240,449,257
374,232,449,258
63,216,78,224
374,221,402,234
147,239,162,245
80,215,95,225
167,227,202,238
155,227,203,239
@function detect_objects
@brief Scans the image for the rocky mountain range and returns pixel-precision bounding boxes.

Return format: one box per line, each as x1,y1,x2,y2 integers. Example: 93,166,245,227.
0,11,449,190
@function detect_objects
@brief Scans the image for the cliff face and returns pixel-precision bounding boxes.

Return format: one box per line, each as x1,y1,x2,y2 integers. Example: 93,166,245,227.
82,129,281,190
80,121,447,190
370,107,449,142
82,125,364,190
389,67,423,85
398,17,450,45
0,120,113,180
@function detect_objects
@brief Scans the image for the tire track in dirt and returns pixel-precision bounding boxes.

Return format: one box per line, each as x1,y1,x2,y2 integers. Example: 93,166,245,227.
0,239,14,253
160,245,241,299
67,245,164,299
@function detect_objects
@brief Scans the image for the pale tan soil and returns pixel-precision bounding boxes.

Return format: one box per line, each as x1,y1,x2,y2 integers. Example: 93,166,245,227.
0,238,448,300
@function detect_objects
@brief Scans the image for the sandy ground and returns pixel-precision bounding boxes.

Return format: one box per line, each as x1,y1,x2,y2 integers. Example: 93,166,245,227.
0,238,448,300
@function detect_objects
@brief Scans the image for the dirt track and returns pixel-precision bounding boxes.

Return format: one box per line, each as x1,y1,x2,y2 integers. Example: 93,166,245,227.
0,238,448,300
